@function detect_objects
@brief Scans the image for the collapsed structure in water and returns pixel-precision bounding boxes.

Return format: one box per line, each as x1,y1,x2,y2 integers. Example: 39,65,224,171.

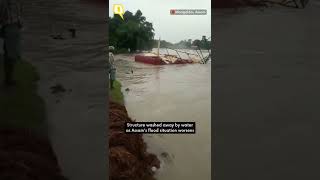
135,39,211,65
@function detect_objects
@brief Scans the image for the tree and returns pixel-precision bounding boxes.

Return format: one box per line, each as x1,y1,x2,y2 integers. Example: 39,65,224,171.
192,38,211,50
192,39,201,47
109,10,155,52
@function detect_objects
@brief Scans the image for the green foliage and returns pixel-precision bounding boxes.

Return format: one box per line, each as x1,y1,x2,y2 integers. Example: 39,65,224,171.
109,10,155,52
110,80,124,104
191,38,211,50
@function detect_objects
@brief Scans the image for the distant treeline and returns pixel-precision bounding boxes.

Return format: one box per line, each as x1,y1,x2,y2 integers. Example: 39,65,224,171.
153,37,211,50
109,9,211,53
109,10,155,53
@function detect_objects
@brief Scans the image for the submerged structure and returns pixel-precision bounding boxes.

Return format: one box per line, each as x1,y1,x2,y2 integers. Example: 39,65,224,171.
135,39,211,65
135,53,195,65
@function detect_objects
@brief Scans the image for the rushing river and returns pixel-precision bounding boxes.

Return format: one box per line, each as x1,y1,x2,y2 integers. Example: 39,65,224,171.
114,49,211,180
22,1,107,180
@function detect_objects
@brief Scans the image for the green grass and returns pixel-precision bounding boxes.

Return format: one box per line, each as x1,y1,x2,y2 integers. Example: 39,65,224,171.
110,80,124,104
0,60,46,130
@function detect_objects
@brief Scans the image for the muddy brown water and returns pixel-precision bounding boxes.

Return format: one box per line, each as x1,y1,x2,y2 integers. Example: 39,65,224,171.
114,49,211,180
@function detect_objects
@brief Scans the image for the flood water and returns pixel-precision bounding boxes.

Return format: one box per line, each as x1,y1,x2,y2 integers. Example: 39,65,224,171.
114,49,211,180
22,1,108,180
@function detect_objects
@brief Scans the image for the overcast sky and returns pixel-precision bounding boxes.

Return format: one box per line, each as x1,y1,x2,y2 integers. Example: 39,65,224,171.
109,0,211,43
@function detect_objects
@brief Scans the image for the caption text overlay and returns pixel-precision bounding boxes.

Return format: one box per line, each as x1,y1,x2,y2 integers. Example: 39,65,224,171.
125,122,196,134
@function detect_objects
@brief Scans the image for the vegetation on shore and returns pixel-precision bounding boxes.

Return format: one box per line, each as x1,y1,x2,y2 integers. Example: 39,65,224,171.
0,60,45,130
109,10,155,53
0,60,67,179
109,100,160,180
153,37,211,50
110,80,124,104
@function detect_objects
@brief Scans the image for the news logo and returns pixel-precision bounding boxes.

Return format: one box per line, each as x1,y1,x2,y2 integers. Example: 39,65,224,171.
170,9,176,15
113,4,125,20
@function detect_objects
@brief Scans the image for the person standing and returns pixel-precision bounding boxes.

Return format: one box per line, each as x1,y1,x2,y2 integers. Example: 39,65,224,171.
0,0,22,86
108,46,116,89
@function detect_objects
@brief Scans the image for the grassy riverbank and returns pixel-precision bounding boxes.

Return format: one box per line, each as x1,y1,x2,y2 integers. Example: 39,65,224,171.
0,59,66,179
0,60,45,130
110,80,124,104
107,75,161,179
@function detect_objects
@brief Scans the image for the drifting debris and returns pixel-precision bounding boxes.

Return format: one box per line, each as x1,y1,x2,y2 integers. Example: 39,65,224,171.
160,152,174,163
50,34,65,40
160,152,169,158
50,84,66,94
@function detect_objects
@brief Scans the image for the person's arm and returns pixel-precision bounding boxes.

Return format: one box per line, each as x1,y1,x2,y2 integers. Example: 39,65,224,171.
107,53,112,72
110,53,115,64
110,53,116,70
